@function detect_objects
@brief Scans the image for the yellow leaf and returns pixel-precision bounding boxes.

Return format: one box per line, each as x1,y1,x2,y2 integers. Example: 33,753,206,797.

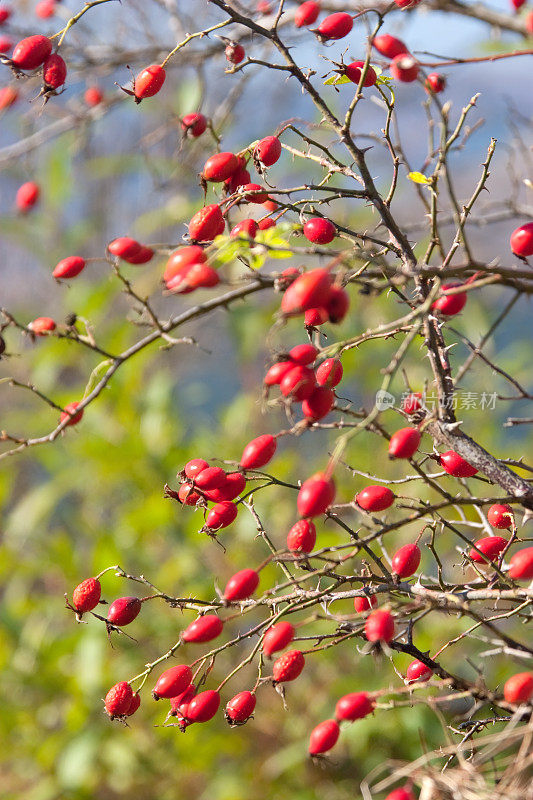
407,171,432,185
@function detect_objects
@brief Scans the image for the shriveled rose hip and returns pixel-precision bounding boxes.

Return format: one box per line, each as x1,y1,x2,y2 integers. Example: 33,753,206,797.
72,577,101,613
223,568,259,601
365,608,395,643
43,53,67,89
388,427,421,459
225,691,256,724
240,434,277,469
356,485,395,513
182,615,224,644
308,719,340,755
335,691,374,721
262,621,295,657
287,519,317,553
297,472,335,517
153,664,193,700
105,681,133,719
272,649,305,682
125,692,141,716
107,596,142,626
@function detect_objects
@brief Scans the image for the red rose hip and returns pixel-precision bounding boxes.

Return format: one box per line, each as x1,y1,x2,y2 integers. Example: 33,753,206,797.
391,543,421,578
72,577,101,613
365,609,395,642
308,719,340,755
469,536,507,565
503,672,533,704
134,65,166,100
272,649,305,682
287,519,317,553
439,450,477,478
240,434,277,470
223,568,259,601
388,427,421,459
297,472,335,517
182,615,224,643
104,681,133,719
335,691,374,721
107,596,142,626
508,548,533,580
356,485,395,513
185,689,221,722
152,664,193,700
406,659,433,683
225,691,256,723
262,621,295,657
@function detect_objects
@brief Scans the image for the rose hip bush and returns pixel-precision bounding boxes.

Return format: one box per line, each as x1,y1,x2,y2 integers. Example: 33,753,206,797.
1,1,533,798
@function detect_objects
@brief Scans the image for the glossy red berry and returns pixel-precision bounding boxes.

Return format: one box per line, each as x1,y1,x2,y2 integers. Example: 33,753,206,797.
105,682,133,719
264,360,294,386
183,263,220,290
345,61,377,87
178,483,201,505
29,317,56,336
189,204,225,241
335,691,374,721
134,65,166,99
225,691,256,723
205,500,238,530
303,217,336,244
287,519,317,553
308,719,340,755
35,0,56,18
241,183,269,203
184,461,208,483
487,503,514,530
182,614,224,643
255,135,282,166
390,54,419,83
72,577,101,613
12,35,52,71
356,485,395,512
108,237,141,259
280,365,316,401
402,392,422,414
84,86,103,106
258,217,275,230
170,684,196,716
289,343,318,365
186,689,221,722
432,282,467,315
53,256,86,280
295,0,320,27
305,309,329,330
263,621,295,657
302,386,334,421
388,427,421,459
406,659,433,683
316,12,353,40
43,53,66,89
297,472,335,517
392,543,421,578
164,246,207,286
508,548,533,580
240,434,277,469
153,664,193,700
315,358,343,388
439,450,478,478
272,649,305,682
203,472,246,502
225,42,245,64
224,568,259,601
425,72,446,93
469,536,507,564
16,181,40,212
107,596,142,626
372,34,409,59
510,222,533,258
365,609,395,643
60,401,84,426
503,672,533,704
203,152,239,182
231,218,258,239
0,86,18,109
326,285,349,324
181,112,207,137
281,268,332,314
353,594,377,613
385,787,416,800
125,245,153,265
194,466,226,490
